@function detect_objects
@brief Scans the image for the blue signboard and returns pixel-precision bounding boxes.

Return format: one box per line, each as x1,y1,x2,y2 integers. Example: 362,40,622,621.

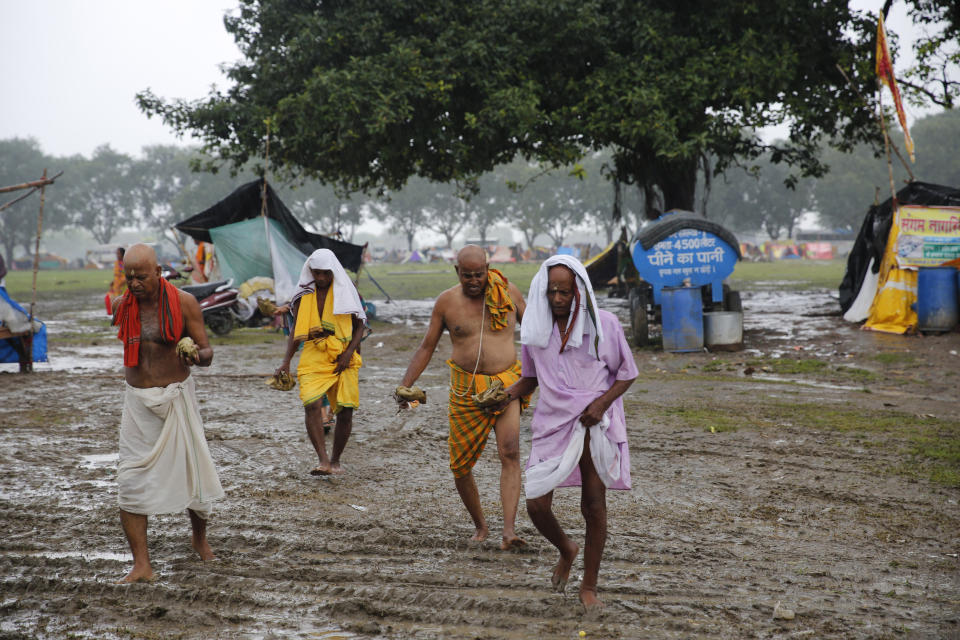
631,227,739,305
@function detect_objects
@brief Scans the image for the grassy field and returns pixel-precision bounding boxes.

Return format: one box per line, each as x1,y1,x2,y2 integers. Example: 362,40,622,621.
4,268,113,299
4,258,847,301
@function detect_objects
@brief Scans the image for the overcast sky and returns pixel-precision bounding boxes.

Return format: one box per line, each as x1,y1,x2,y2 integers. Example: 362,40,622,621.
0,0,944,160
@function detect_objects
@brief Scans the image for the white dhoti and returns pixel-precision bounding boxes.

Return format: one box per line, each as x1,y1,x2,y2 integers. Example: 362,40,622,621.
118,376,224,518
524,414,622,500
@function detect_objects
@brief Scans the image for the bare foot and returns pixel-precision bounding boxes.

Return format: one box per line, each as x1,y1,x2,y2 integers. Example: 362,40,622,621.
579,586,604,612
192,536,216,562
329,462,345,475
551,541,580,593
469,527,489,543
500,534,527,551
310,464,332,476
117,566,154,584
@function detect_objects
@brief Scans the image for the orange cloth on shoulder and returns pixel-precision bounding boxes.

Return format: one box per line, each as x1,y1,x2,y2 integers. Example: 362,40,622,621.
113,278,183,367
484,268,515,331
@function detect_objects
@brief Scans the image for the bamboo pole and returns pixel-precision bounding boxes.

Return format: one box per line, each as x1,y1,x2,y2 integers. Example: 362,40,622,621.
0,174,58,194
0,171,64,212
23,169,48,373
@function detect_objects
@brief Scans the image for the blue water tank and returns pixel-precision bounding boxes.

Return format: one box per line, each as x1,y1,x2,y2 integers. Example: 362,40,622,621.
916,266,958,332
661,286,703,352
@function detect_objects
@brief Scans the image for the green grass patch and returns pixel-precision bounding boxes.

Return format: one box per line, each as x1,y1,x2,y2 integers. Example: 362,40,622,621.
654,400,960,487
4,269,112,298
745,356,879,382
873,352,917,366
728,259,845,291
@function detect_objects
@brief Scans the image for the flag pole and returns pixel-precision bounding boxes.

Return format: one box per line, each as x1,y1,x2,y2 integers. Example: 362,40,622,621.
876,84,899,206
835,63,914,182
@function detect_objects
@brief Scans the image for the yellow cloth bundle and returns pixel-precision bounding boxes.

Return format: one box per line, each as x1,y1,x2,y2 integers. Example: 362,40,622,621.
484,268,515,331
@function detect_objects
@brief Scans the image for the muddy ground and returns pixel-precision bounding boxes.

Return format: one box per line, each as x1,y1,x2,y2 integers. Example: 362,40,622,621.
1,286,958,639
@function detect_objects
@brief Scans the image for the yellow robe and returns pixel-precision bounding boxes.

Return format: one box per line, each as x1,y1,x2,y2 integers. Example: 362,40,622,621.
294,288,362,411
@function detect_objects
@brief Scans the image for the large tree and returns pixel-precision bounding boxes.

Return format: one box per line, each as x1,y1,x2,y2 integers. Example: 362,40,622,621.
138,1,955,222
0,138,62,264
60,145,138,245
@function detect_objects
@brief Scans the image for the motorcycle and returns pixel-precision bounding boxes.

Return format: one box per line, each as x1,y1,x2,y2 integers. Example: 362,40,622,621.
162,264,241,336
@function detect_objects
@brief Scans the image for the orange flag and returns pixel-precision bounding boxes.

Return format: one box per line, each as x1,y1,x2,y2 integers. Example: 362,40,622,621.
876,12,915,162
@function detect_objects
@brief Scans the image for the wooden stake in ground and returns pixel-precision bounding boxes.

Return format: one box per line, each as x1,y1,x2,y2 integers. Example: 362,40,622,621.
23,169,48,373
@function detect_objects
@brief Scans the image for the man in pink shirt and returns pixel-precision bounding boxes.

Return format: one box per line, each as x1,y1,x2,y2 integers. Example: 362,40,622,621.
501,255,638,610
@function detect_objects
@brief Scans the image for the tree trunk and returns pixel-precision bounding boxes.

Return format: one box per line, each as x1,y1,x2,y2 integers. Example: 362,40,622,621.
406,231,414,252
522,229,537,249
658,158,698,214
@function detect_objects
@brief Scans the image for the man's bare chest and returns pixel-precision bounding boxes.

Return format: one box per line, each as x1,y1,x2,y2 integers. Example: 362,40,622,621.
139,308,166,344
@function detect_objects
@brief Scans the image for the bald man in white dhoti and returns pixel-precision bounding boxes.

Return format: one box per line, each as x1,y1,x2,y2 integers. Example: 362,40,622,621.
112,243,224,583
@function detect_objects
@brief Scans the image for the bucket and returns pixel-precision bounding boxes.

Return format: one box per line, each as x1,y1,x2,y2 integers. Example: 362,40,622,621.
703,311,743,351
915,266,959,332
660,286,703,352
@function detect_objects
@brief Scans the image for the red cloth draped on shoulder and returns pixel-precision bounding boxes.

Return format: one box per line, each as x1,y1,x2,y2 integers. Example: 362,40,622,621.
113,278,184,367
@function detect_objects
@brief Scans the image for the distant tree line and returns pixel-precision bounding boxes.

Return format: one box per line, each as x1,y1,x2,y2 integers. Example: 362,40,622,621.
1,109,958,262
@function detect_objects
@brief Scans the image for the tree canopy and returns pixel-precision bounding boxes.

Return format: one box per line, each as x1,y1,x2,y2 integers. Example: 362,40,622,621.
137,0,957,219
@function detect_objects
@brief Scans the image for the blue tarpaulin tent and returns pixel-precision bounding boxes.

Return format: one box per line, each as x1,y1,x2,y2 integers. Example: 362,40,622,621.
0,286,47,364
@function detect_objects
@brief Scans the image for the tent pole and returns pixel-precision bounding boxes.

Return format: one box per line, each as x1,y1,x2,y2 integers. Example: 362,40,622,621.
25,169,47,373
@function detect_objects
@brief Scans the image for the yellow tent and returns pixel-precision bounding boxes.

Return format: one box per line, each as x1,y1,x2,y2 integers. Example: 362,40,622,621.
863,206,917,334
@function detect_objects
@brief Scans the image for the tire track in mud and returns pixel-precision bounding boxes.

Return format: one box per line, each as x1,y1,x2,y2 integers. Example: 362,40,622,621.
2,301,959,639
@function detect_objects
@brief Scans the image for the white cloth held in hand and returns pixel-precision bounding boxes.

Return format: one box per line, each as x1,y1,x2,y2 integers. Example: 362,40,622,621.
524,413,621,499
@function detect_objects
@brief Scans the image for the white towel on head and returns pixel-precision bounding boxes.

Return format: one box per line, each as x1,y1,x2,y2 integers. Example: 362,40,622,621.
524,413,621,499
295,249,366,320
520,254,603,357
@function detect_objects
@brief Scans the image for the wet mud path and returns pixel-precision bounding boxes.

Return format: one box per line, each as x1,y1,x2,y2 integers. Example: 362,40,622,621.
1,288,958,639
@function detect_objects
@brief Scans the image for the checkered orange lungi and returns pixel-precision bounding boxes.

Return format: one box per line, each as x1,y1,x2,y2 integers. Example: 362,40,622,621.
446,359,530,478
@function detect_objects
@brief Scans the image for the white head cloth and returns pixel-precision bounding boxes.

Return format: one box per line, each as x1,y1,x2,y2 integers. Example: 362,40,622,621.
295,249,366,320
520,254,603,357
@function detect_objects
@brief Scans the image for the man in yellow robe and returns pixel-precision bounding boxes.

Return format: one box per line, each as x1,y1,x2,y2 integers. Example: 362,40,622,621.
276,249,366,475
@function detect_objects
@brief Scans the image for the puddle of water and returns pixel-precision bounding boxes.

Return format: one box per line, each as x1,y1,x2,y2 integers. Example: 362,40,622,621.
751,374,866,391
80,453,118,468
7,550,131,562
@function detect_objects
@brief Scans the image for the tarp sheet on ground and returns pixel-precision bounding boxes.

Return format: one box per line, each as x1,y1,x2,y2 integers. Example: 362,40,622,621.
175,180,364,273
0,286,47,364
839,181,960,332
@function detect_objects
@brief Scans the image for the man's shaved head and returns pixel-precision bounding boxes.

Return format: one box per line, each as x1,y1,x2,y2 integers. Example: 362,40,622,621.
123,243,158,270
455,244,489,299
123,244,161,300
456,244,487,269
